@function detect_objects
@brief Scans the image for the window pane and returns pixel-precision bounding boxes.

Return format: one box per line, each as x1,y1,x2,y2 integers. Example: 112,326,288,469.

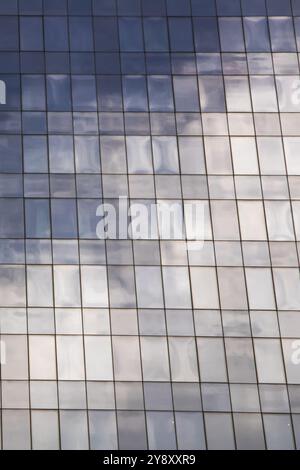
57,336,85,380
254,339,286,383
119,18,143,52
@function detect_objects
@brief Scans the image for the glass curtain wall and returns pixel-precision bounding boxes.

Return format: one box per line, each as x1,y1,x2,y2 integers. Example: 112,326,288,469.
0,0,299,450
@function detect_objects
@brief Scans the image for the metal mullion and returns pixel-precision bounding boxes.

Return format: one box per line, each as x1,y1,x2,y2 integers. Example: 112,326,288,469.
65,0,92,449
18,6,34,450
263,5,300,449
215,0,266,450
96,2,123,449
43,6,65,450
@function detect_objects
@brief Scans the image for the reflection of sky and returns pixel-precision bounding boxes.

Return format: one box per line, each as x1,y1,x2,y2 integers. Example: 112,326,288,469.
0,0,300,451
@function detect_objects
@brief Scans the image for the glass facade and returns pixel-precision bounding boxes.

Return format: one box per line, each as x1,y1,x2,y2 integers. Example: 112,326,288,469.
0,0,299,450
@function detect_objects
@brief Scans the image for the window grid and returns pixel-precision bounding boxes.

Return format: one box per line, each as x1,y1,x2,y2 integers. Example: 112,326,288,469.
0,0,299,450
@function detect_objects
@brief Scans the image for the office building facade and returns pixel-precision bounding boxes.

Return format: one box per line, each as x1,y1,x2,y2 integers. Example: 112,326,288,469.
0,0,299,450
